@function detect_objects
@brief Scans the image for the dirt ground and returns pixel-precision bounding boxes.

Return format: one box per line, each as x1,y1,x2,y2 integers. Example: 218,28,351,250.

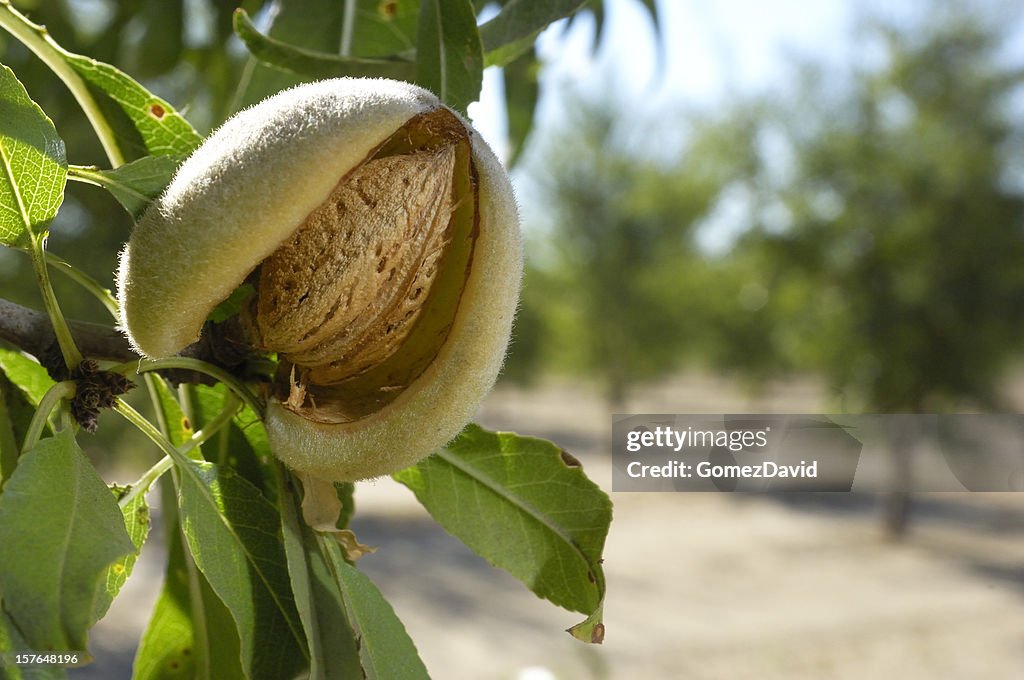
74,374,1024,679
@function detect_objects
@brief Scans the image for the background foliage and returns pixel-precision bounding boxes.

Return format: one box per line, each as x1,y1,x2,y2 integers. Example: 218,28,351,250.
506,4,1024,416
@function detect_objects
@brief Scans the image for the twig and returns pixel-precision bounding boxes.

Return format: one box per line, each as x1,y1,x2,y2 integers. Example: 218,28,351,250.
0,297,136,365
0,297,253,385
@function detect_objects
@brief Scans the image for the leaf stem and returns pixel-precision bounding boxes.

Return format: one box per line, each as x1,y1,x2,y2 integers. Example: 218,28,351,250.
114,398,181,462
143,373,171,437
28,233,83,371
0,0,125,166
340,0,356,57
66,164,104,187
118,393,242,508
111,357,263,417
20,380,75,454
45,251,118,319
68,164,151,215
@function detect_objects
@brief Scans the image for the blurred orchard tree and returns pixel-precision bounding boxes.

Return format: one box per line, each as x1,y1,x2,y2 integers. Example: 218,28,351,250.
740,10,1024,533
739,13,1024,414
507,5,1024,533
506,95,755,404
512,5,1024,416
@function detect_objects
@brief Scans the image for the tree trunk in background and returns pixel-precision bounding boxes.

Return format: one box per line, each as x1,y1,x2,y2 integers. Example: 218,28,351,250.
881,415,917,539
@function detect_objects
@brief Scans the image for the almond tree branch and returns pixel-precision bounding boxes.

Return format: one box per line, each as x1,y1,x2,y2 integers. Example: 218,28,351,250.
0,298,250,383
0,297,136,366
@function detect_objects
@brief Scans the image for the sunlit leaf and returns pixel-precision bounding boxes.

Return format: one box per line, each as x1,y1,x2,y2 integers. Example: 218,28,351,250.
69,155,181,220
233,10,415,81
323,540,430,679
91,487,151,623
0,368,33,482
0,352,55,475
503,47,539,166
233,0,348,109
0,63,66,247
0,429,134,652
416,0,483,114
62,54,201,161
175,457,307,679
280,474,362,680
480,0,586,67
0,350,56,405
0,0,200,167
134,509,245,680
190,383,268,492
393,424,610,638
567,602,605,644
342,0,419,58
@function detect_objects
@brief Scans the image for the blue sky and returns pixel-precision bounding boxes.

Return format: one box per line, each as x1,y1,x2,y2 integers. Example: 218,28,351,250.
470,0,884,158
468,0,1024,247
471,0,1023,157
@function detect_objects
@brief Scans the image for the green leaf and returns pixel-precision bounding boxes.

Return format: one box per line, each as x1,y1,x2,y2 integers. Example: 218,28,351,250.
567,602,605,644
503,47,540,166
416,0,484,115
60,53,201,161
69,155,181,220
0,3,197,163
0,368,33,483
323,540,430,679
0,428,134,651
133,566,199,680
234,0,423,108
0,350,56,405
152,380,265,487
0,380,19,485
149,377,195,450
393,424,611,637
206,283,254,324
0,604,66,679
483,32,535,69
0,352,55,476
134,508,245,680
189,384,269,492
232,397,270,460
344,0,420,58
91,487,151,623
189,555,248,680
280,474,362,680
174,457,307,679
480,0,586,67
0,63,66,247
335,482,355,530
233,9,416,81
232,0,349,109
